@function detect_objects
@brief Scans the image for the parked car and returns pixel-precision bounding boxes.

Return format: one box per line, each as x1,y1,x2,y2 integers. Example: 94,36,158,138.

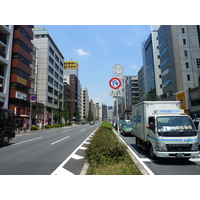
90,121,94,125
120,122,133,136
193,118,200,149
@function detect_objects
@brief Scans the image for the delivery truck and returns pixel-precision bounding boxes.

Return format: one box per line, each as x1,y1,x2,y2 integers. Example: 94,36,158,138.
132,101,199,160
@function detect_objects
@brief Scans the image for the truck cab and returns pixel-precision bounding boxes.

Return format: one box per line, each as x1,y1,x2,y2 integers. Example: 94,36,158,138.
147,111,199,159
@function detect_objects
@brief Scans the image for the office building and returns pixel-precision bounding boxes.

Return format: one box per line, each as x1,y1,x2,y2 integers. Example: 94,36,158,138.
0,25,14,109
81,87,89,120
9,25,34,128
107,106,113,121
139,25,162,101
63,60,81,121
158,25,200,101
118,75,138,119
32,27,64,124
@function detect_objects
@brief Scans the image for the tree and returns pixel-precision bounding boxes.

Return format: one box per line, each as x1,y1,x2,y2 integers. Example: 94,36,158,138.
146,88,156,101
62,106,71,125
54,92,63,123
87,108,94,121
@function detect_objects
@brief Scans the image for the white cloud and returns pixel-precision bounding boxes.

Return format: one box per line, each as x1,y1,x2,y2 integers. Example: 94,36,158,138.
131,64,138,71
92,97,102,103
74,48,90,56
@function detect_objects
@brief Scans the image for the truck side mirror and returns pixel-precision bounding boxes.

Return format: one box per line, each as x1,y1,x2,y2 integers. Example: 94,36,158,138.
149,122,155,130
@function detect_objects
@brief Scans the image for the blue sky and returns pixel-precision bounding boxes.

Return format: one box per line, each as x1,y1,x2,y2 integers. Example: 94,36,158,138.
36,25,151,106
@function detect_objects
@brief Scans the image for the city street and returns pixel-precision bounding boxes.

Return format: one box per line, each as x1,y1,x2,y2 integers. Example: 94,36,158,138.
0,123,99,175
120,133,200,175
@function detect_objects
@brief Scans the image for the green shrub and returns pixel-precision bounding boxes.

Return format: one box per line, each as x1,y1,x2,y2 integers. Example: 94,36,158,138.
85,126,127,168
31,125,39,131
45,125,51,129
53,124,60,128
99,121,113,130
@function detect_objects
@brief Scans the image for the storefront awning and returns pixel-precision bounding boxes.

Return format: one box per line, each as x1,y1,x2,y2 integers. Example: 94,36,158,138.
20,115,29,117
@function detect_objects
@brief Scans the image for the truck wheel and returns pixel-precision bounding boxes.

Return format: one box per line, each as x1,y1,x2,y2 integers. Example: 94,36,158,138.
148,144,157,160
1,133,10,147
136,138,141,149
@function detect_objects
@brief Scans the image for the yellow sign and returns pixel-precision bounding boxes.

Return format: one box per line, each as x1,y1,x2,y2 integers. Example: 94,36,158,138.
64,61,78,69
17,76,27,86
176,92,186,110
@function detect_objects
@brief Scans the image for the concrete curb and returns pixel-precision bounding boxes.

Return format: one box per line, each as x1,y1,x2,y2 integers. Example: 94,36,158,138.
80,163,89,175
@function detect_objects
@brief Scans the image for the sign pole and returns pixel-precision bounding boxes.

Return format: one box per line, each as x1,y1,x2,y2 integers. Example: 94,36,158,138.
114,71,119,137
110,64,124,138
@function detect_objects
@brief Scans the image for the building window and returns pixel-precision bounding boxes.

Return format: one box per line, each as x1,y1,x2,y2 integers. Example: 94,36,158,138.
49,47,54,56
54,81,58,88
160,56,169,67
55,72,59,79
183,39,186,45
186,62,189,68
48,96,53,103
48,86,53,93
48,76,53,84
163,78,171,88
55,54,59,62
182,28,185,34
55,63,59,70
161,67,171,77
49,56,54,65
48,66,54,74
187,74,190,81
184,50,188,57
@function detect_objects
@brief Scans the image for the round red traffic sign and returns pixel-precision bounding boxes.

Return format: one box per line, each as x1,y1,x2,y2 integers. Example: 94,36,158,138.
109,77,122,89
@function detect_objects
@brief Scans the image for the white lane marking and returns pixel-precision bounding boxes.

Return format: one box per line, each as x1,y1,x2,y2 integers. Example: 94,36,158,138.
51,127,99,175
45,130,55,133
53,167,74,175
81,129,86,132
63,129,71,133
79,146,87,150
140,158,152,162
50,136,69,145
84,141,90,145
13,137,43,146
71,154,84,160
113,130,154,175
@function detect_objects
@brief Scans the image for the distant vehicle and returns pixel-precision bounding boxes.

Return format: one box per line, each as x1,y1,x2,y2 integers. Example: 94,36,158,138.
81,119,86,124
192,118,200,149
115,119,125,130
0,109,16,147
89,121,94,125
132,101,199,160
120,122,133,136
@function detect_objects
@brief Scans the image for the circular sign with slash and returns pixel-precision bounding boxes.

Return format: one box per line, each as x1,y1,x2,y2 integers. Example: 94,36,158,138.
109,77,122,89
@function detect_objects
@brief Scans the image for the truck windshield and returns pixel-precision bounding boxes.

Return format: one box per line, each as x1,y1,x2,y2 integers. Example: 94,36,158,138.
157,116,197,136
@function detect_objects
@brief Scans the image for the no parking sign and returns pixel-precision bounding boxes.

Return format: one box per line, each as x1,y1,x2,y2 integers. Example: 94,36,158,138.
109,77,122,89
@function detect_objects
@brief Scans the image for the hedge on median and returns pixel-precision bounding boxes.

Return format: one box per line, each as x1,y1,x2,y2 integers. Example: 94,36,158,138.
85,121,141,175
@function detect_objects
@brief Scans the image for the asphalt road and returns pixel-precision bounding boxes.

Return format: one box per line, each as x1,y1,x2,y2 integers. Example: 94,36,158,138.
0,123,99,175
120,133,200,175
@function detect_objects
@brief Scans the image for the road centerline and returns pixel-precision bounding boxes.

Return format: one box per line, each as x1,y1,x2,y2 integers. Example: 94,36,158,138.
50,136,70,145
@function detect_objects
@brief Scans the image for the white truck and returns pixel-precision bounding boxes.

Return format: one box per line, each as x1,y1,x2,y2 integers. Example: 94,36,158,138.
132,101,199,160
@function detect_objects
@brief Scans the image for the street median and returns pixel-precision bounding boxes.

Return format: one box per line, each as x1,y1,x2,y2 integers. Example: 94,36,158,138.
84,121,142,175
